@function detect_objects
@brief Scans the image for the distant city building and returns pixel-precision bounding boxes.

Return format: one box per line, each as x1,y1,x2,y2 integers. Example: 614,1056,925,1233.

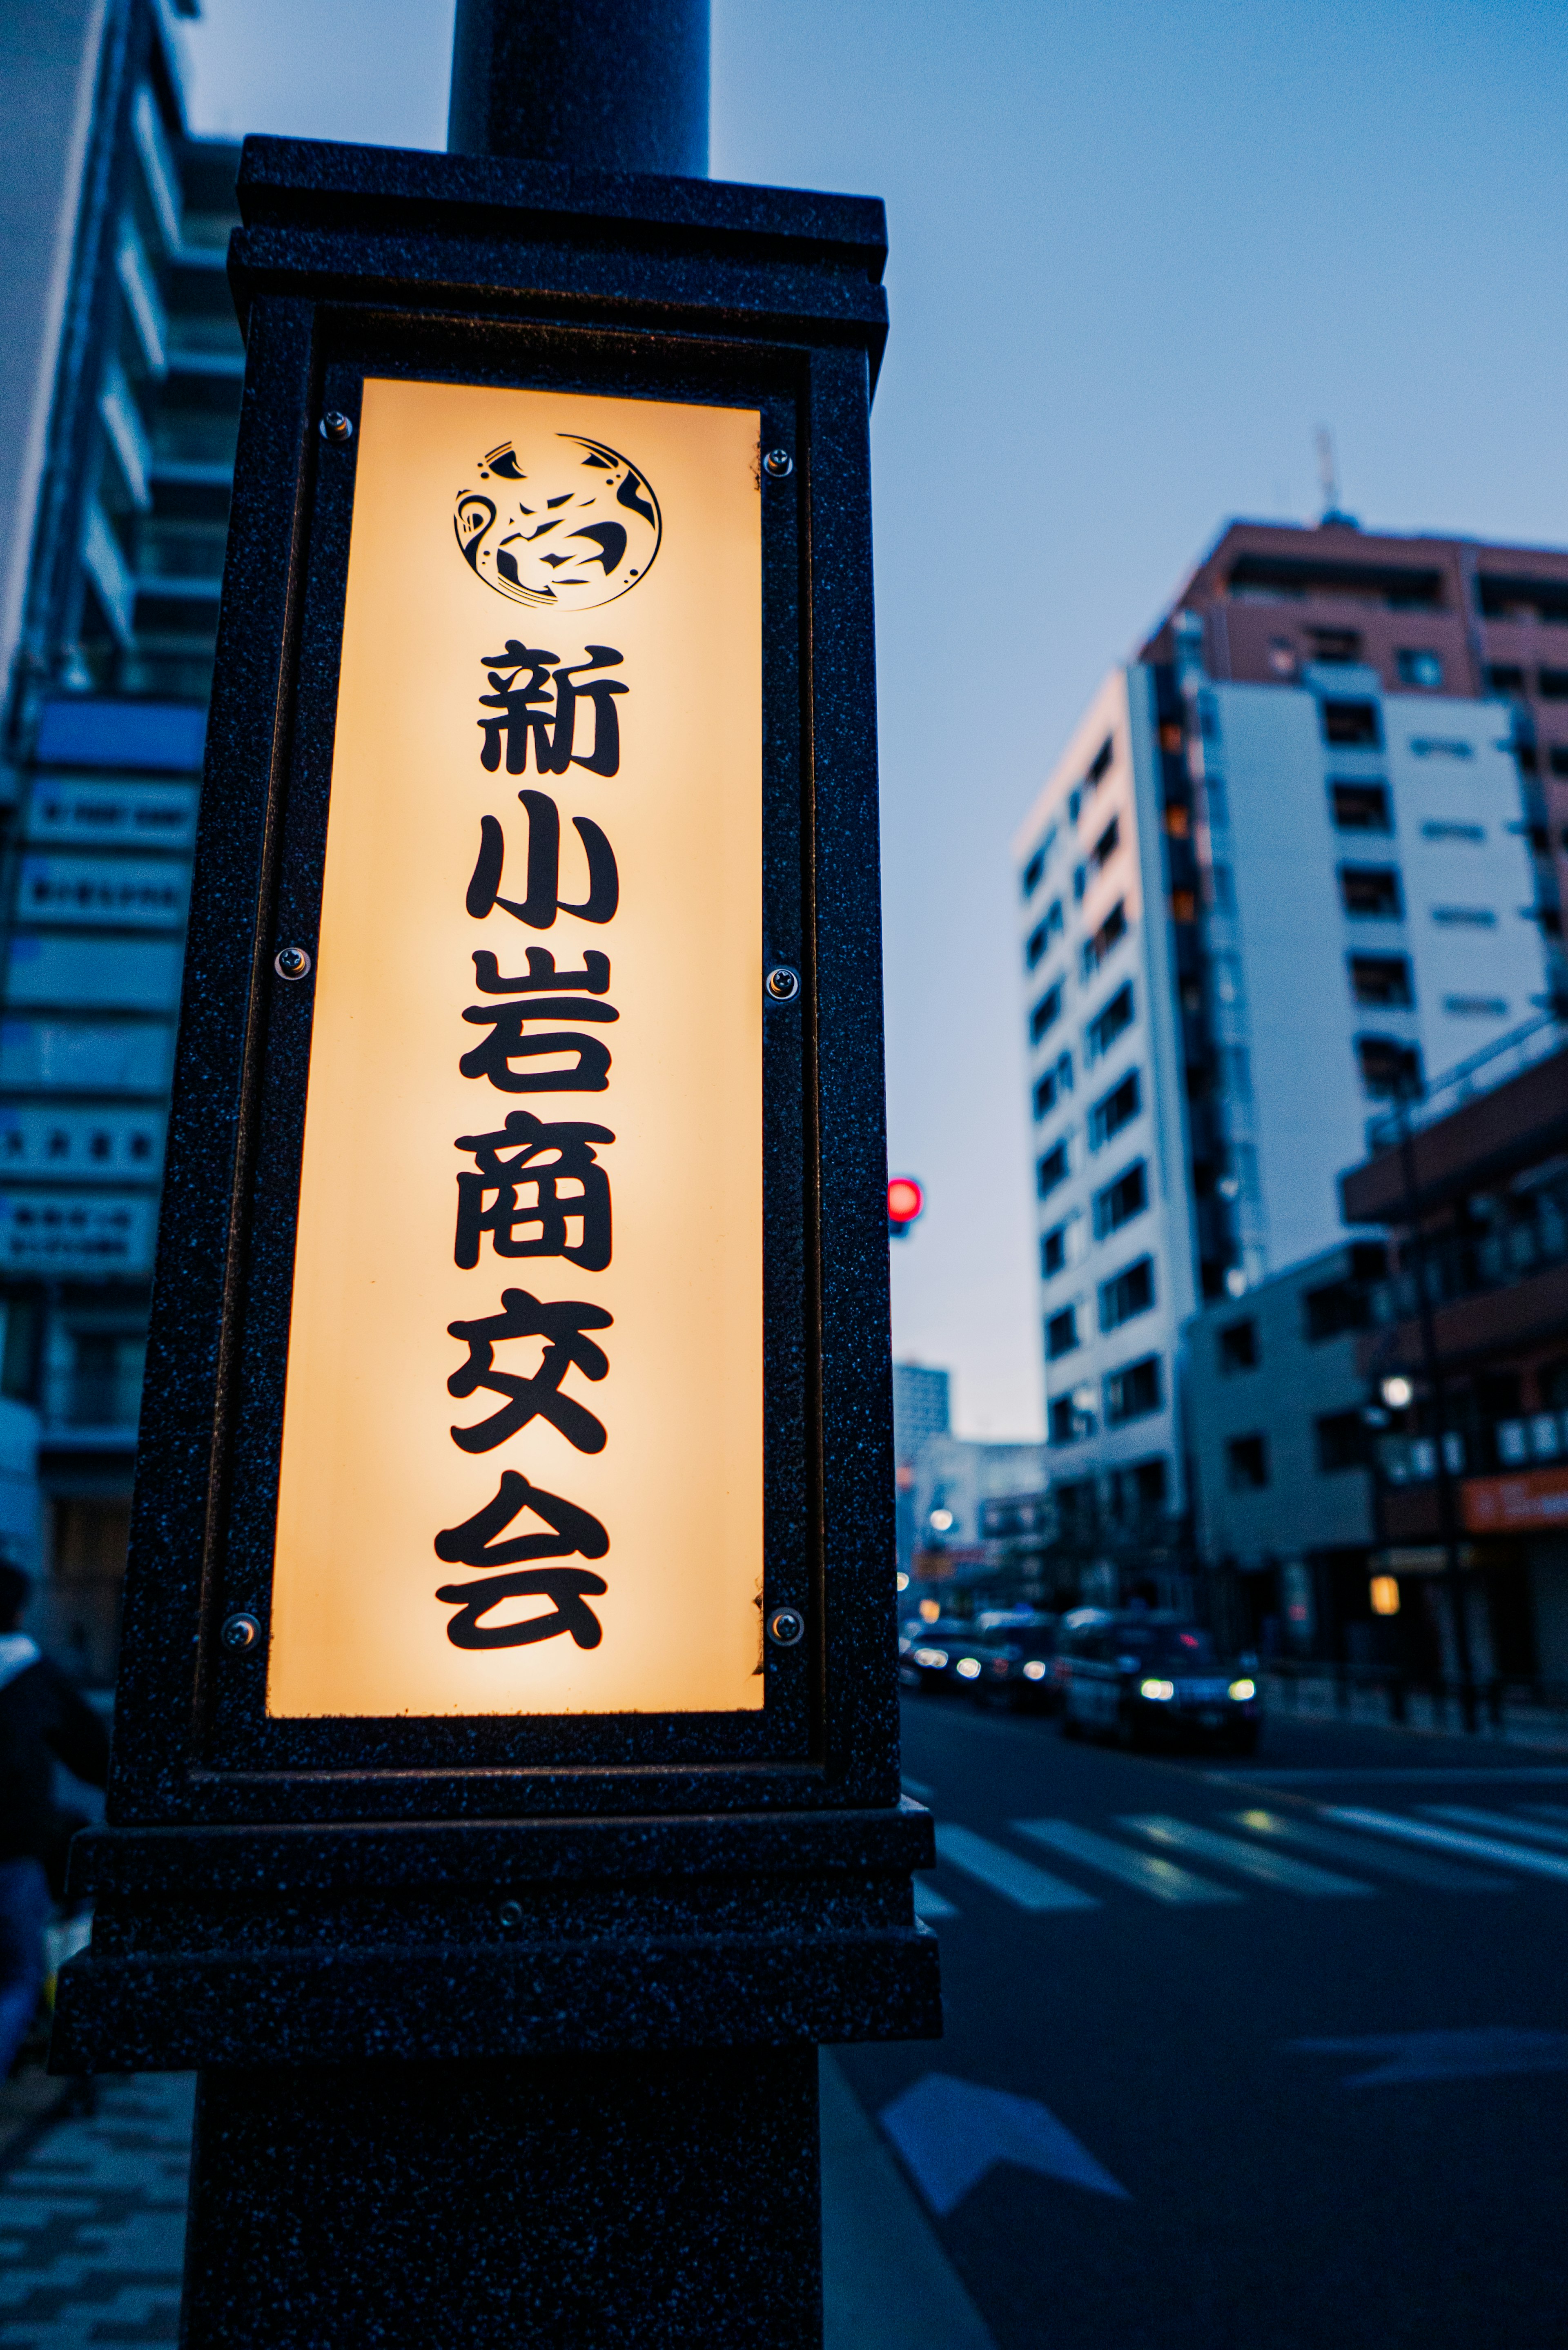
0,0,240,1674
892,1360,952,1576
907,1435,1048,1592
892,1361,950,1465
1013,518,1562,1554
1340,1013,1568,1686
1182,1239,1387,1659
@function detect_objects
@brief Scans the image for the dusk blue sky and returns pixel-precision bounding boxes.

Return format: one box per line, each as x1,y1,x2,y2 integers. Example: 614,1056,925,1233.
178,0,1568,1437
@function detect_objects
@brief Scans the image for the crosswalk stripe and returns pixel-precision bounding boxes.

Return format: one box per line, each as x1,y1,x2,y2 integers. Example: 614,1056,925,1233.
1012,1818,1241,1905
933,1823,1100,1913
1324,1806,1568,1884
1224,1809,1514,1892
913,1878,959,1920
1422,1806,1568,1852
1521,1804,1568,1824
1122,1815,1374,1896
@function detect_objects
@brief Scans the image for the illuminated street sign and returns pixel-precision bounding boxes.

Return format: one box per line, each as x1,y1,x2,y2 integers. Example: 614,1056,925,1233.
268,379,764,1718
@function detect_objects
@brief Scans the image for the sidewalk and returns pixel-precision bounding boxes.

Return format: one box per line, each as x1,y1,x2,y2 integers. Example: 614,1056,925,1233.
1261,1670,1568,1751
0,2057,989,2348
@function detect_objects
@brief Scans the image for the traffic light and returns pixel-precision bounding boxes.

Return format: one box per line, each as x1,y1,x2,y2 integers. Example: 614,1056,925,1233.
888,1176,924,1237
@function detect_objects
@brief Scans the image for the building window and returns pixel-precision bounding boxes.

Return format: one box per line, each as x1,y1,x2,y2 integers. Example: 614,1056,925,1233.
1036,1141,1070,1198
1029,982,1064,1043
1486,664,1526,697
1022,830,1054,898
1355,1033,1422,1100
1430,904,1497,927
1395,650,1443,688
1169,889,1197,923
1085,981,1134,1064
1303,1277,1372,1343
1033,1051,1074,1119
1042,1212,1082,1279
1099,1255,1154,1333
1315,1410,1371,1472
1218,1318,1258,1373
1225,1433,1269,1490
1088,815,1120,875
1088,1069,1140,1150
1321,699,1381,748
1046,1307,1079,1360
1443,995,1508,1017
1549,747,1568,777
1081,900,1127,979
1025,900,1064,968
1348,953,1413,1007
1049,1395,1086,1446
1309,627,1361,665
1105,1355,1162,1427
1420,820,1484,842
1339,864,1403,918
1093,1158,1147,1238
1331,781,1392,833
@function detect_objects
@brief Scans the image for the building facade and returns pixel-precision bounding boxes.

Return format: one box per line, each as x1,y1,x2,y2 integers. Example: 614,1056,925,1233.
1342,1016,1568,1686
1015,519,1560,1559
0,0,239,1675
1182,1239,1386,1659
892,1360,952,1578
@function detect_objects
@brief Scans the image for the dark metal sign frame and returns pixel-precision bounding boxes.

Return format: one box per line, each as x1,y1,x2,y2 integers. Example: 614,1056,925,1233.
56,135,936,2089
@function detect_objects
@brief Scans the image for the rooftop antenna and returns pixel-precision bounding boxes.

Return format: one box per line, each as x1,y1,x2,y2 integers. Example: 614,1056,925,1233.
1315,425,1356,527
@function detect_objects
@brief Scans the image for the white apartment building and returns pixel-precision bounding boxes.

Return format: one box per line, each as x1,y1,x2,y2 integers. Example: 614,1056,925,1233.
1013,606,1549,1539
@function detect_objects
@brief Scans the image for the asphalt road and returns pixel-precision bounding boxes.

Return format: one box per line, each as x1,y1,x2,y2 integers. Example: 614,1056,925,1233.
834,1694,1568,2350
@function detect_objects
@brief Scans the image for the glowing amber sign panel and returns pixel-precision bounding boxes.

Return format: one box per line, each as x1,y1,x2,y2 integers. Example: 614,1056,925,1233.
266,379,764,1716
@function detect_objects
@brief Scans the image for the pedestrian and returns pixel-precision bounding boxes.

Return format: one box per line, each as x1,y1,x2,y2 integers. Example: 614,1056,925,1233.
0,1561,109,2075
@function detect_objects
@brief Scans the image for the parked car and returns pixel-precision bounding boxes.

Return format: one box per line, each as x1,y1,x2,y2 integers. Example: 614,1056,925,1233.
898,1616,976,1694
962,1609,1061,1711
1056,1611,1260,1753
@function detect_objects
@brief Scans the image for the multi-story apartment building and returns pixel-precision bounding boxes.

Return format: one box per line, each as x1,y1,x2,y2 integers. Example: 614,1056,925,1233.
1014,519,1561,1564
0,0,240,1675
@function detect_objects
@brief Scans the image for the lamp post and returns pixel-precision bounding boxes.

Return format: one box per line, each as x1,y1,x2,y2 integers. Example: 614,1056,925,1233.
50,11,938,2341
1390,1078,1479,1733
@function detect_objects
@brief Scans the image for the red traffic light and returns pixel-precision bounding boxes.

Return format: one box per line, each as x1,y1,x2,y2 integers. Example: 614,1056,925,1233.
887,1176,924,1232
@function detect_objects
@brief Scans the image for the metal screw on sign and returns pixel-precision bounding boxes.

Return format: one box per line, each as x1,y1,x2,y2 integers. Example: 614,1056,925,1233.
274,946,312,981
767,1608,805,1647
765,965,800,1003
221,1613,261,1652
319,411,354,444
762,448,793,479
497,1900,523,1930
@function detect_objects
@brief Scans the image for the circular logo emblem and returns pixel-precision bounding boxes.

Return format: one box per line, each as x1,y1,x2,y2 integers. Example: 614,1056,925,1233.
454,434,662,610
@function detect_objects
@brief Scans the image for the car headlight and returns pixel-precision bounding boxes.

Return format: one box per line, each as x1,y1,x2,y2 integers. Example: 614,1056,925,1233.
1228,1677,1256,1702
1022,1659,1046,1681
955,1657,981,1680
1139,1677,1175,1701
913,1647,947,1669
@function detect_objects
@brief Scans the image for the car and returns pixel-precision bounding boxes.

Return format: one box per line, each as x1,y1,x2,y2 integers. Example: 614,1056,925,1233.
898,1615,976,1694
1056,1611,1261,1752
961,1609,1061,1711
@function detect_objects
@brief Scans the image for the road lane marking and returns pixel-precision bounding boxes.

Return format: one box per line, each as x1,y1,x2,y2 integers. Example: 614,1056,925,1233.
1421,1806,1568,1851
1011,1819,1241,1905
1206,1766,1568,1784
1121,1815,1375,1896
933,1824,1100,1913
880,2074,1129,2215
1323,1806,1568,1883
1289,2029,1568,2087
913,1878,959,1920
1223,1809,1513,1892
